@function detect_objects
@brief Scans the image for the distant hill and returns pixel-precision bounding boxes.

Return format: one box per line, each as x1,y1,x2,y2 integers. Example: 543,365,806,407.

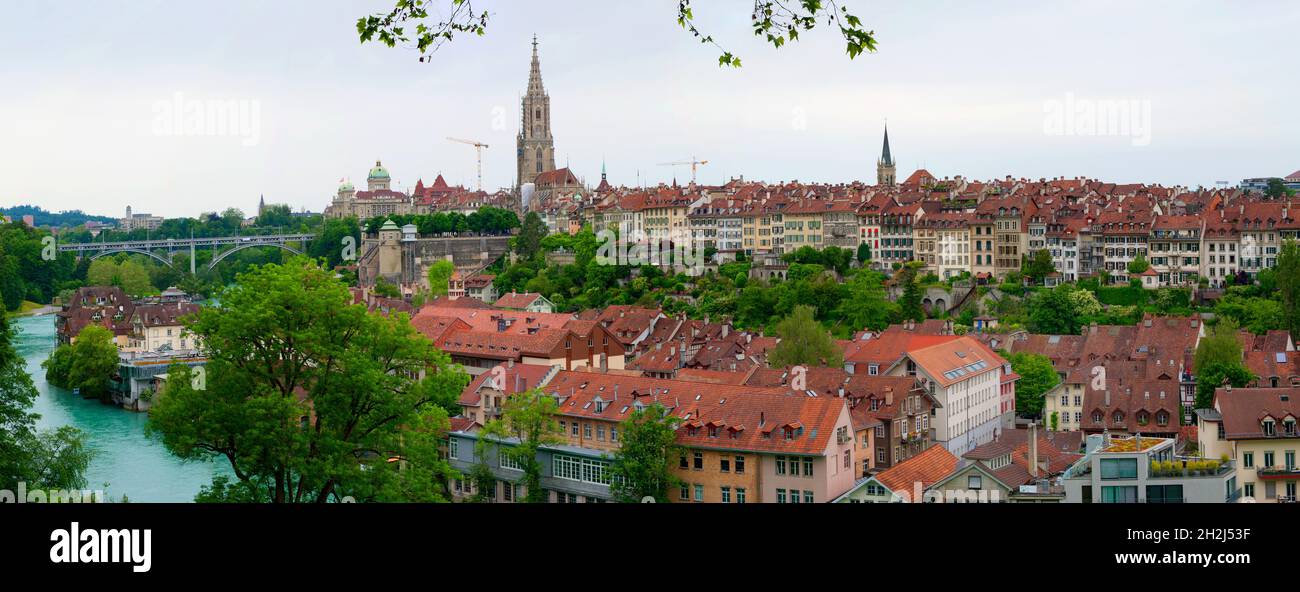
0,205,116,228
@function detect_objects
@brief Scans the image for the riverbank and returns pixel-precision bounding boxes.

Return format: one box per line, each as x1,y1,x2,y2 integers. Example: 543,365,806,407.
13,301,57,317
13,314,231,502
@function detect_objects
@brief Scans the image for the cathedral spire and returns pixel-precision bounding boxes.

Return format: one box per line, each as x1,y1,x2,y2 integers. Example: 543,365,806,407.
528,34,545,94
518,34,556,190
880,122,894,167
876,122,897,187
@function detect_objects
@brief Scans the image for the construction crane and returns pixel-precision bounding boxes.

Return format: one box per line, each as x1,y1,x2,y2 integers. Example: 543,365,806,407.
447,137,489,191
658,156,709,184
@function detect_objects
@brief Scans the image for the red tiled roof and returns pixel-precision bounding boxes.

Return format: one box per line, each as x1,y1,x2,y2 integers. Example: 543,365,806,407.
875,444,959,494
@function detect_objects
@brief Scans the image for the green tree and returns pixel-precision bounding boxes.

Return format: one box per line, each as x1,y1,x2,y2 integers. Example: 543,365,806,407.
87,258,153,296
1265,178,1294,199
1029,286,1080,335
895,263,925,322
609,404,683,503
769,304,842,368
480,389,564,503
358,1,878,68
1022,250,1056,285
856,242,871,264
426,259,456,298
43,325,119,400
835,270,896,332
1066,287,1103,319
515,212,547,261
1127,253,1151,275
147,258,467,503
1006,351,1058,418
1278,240,1300,342
0,311,93,491
1193,319,1254,409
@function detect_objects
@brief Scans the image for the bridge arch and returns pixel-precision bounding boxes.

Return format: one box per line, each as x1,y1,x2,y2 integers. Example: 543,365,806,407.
88,248,174,267
208,242,305,270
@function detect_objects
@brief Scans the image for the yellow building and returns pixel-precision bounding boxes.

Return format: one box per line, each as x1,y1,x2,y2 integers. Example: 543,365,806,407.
1198,387,1300,503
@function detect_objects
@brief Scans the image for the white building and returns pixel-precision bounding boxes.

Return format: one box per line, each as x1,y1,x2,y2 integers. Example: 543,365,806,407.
888,336,1015,456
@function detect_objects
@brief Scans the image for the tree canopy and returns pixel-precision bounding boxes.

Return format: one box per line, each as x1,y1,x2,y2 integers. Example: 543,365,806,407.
609,404,683,503
0,311,93,492
147,258,467,502
768,304,842,368
1006,351,1058,418
357,1,877,68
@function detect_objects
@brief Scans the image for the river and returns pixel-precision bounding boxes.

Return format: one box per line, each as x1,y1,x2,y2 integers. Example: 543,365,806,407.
12,314,230,502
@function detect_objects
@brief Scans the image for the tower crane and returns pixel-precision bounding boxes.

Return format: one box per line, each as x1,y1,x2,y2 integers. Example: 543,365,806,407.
447,137,489,191
657,156,709,184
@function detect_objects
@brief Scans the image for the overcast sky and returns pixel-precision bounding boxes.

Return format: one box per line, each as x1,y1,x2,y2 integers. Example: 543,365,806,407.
2,0,1298,218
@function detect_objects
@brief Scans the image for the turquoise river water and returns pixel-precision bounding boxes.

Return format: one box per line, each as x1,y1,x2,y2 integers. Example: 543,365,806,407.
12,313,229,502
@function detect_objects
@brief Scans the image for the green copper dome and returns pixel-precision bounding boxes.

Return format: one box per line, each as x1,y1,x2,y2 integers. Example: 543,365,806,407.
368,160,391,180
339,180,354,192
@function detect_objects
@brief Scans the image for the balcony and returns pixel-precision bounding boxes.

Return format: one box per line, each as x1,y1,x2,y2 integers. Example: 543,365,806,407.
1149,458,1234,479
1255,466,1300,480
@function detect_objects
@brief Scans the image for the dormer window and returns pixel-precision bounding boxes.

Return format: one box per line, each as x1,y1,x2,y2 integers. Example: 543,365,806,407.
1263,418,1276,437
1285,418,1297,436
1112,411,1124,425
1156,411,1169,426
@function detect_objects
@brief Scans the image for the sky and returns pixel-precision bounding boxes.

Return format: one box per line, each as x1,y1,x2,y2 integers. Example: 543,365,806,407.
1,0,1298,219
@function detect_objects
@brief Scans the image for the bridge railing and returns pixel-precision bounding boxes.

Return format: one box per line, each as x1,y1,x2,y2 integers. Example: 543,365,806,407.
57,234,316,252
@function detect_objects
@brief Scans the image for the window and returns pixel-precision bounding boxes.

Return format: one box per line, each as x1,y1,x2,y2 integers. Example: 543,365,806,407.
499,449,524,471
693,452,703,470
1100,485,1138,503
720,487,731,503
1264,419,1276,436
1145,484,1183,504
584,424,592,439
802,458,814,477
597,426,606,441
1265,451,1275,468
735,456,745,474
720,458,730,473
968,475,983,490
776,456,787,475
1243,452,1254,468
610,427,618,442
693,484,703,502
1100,458,1138,480
449,438,460,460
679,484,689,500
553,454,610,485
776,489,787,504
804,490,814,504
1245,483,1255,499
571,422,579,436
736,488,746,504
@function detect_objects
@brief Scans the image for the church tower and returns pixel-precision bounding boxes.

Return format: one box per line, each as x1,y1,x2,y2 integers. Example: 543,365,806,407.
877,123,896,187
517,35,557,190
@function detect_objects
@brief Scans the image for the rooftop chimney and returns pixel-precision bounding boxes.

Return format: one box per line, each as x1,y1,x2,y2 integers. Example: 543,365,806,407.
1028,422,1040,478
